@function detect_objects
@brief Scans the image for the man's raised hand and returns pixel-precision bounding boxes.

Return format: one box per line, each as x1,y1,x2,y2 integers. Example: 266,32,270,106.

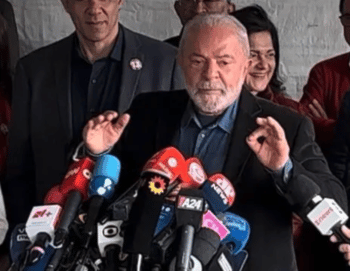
82,111,130,155
246,116,290,171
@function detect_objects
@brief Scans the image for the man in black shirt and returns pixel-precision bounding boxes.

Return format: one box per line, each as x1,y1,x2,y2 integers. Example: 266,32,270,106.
3,0,185,227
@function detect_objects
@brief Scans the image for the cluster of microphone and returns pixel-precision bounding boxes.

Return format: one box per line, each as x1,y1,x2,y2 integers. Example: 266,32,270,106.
7,146,251,271
9,145,350,271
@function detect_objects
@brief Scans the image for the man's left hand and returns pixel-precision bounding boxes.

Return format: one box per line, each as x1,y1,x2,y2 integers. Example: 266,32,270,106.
246,116,290,171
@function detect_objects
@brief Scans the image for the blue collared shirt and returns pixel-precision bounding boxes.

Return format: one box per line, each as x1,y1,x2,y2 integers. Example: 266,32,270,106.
174,99,293,183
174,101,238,175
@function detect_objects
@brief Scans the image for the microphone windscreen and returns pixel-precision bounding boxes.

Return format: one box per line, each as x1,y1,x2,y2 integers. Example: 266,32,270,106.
221,212,250,255
176,189,205,229
24,245,55,271
201,181,230,214
208,174,235,207
283,174,321,213
142,147,186,182
44,157,95,204
192,228,221,266
10,223,31,264
92,154,121,182
154,203,175,237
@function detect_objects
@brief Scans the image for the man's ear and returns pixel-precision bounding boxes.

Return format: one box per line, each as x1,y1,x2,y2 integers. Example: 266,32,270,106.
227,2,236,14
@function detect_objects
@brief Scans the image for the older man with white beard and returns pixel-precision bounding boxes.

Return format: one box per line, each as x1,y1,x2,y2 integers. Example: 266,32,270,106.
82,14,348,271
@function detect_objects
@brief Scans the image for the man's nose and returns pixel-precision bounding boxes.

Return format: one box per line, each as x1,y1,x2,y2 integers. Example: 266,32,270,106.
87,0,103,15
203,61,219,80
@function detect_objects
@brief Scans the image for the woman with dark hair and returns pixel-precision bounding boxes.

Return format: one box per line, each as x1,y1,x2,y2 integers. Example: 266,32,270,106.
0,14,10,245
233,5,300,110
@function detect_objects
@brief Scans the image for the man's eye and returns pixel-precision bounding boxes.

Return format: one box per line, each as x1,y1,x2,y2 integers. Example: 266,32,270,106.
191,60,202,66
218,61,229,66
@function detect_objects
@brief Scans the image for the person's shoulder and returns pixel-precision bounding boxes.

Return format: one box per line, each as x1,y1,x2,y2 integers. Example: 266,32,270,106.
311,52,350,72
123,26,178,54
19,34,74,65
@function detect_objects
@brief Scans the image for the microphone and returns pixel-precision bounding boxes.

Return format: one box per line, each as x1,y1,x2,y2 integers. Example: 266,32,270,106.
76,154,121,270
23,245,56,271
171,210,229,270
53,190,82,247
175,188,205,271
84,154,121,238
25,205,62,264
181,158,235,214
154,203,175,237
44,157,95,205
97,220,123,270
284,174,350,243
44,156,95,270
123,147,186,269
9,224,31,270
219,212,250,255
206,245,248,271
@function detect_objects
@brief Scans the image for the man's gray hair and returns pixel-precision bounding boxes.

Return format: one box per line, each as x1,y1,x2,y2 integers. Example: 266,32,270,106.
178,14,249,58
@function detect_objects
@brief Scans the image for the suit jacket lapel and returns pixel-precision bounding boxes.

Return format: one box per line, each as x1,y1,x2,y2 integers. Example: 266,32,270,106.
223,90,262,185
118,25,144,113
155,90,189,150
54,34,74,142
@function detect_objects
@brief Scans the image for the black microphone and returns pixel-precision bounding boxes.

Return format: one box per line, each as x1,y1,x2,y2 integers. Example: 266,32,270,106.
175,188,205,271
54,190,82,247
123,147,186,270
284,174,350,243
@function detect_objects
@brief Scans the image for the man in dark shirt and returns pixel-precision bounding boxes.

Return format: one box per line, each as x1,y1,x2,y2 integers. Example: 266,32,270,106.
2,0,185,227
83,14,349,270
165,0,235,47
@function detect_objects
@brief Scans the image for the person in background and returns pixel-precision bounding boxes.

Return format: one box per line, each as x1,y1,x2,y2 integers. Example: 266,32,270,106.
233,5,299,111
299,0,350,156
2,0,185,229
165,0,235,47
0,0,19,77
0,14,11,245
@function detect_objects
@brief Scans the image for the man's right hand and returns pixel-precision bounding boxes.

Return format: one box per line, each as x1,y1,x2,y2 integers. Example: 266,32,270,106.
82,111,130,155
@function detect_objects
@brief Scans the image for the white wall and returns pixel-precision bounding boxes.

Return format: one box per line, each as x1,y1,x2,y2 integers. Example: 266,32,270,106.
7,0,349,99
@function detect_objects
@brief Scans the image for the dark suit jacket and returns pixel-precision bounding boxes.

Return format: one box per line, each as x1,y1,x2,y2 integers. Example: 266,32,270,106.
3,25,185,225
113,90,347,271
0,0,19,75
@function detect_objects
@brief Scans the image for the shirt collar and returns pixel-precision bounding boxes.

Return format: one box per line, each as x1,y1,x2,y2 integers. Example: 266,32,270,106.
181,99,238,133
74,25,124,63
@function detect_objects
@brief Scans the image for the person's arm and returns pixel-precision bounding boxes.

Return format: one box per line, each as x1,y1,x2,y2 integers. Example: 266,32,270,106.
291,116,347,211
328,92,350,199
246,115,347,212
2,61,36,227
299,64,336,147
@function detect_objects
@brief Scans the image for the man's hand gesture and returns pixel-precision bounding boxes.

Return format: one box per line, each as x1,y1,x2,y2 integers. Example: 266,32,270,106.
82,111,130,155
246,116,290,171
